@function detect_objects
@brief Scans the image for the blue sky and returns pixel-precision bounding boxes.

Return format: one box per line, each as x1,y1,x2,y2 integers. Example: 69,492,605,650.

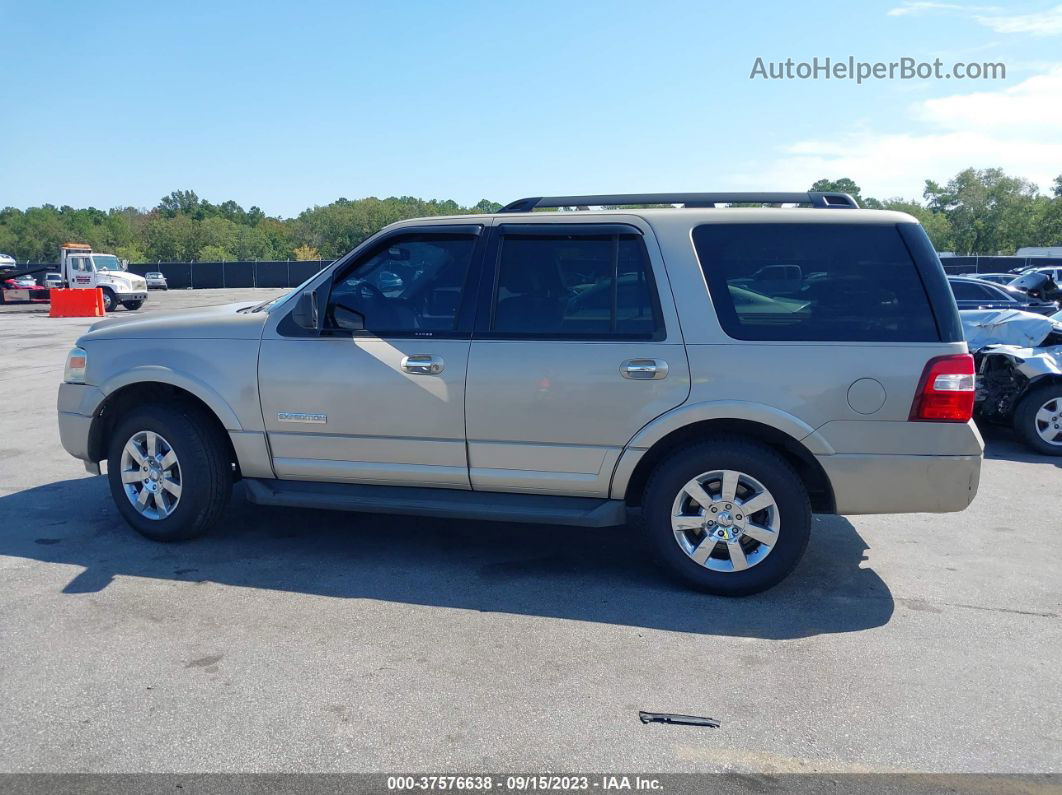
2,0,1061,216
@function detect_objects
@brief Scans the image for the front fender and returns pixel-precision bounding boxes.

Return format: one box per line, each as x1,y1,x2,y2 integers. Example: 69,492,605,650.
99,366,244,431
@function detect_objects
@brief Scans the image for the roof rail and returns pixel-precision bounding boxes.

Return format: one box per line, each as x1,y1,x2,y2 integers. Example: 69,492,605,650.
498,192,859,213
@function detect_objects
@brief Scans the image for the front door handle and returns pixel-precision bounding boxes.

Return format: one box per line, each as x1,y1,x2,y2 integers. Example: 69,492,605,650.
621,358,669,380
401,354,444,375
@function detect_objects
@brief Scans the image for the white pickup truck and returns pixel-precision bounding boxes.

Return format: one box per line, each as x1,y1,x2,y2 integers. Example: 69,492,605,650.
59,243,147,311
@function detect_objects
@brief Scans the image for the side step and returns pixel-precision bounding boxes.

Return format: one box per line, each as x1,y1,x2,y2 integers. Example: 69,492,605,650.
242,479,628,528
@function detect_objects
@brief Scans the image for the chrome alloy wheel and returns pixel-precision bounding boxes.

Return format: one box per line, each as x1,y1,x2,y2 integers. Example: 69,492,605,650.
1034,397,1062,446
670,469,780,573
119,430,182,520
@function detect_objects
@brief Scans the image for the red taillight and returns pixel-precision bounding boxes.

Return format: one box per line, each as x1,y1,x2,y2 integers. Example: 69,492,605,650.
910,354,976,422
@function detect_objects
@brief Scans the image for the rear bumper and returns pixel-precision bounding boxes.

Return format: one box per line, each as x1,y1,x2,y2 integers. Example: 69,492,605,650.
818,453,982,514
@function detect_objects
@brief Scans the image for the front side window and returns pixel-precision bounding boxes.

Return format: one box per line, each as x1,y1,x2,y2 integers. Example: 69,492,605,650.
693,223,939,342
491,231,661,337
325,234,476,335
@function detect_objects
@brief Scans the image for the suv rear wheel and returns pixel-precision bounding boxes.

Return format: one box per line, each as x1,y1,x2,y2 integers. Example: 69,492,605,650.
641,438,811,596
107,403,232,541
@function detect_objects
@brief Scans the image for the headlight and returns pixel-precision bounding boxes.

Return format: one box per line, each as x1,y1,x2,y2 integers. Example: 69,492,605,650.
64,346,88,384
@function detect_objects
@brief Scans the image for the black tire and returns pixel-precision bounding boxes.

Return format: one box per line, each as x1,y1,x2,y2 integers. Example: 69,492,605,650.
101,288,116,312
1013,383,1062,456
122,300,144,310
641,437,811,596
107,403,232,541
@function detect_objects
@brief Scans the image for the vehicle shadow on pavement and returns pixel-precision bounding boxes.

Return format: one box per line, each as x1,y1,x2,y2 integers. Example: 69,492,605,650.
980,424,1062,468
0,477,895,640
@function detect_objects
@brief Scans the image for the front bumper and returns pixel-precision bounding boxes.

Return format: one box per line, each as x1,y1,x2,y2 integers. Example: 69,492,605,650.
116,291,148,302
57,383,106,465
818,452,982,514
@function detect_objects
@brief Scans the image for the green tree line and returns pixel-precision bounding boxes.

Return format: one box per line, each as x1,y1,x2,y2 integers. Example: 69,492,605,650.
3,167,1062,263
810,169,1062,255
0,191,502,263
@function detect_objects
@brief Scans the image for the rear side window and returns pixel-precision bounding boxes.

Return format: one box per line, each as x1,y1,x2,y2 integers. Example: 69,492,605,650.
950,280,993,300
692,223,939,342
491,232,661,338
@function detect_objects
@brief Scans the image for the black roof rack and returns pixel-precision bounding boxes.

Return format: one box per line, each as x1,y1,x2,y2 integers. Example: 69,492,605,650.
498,192,859,213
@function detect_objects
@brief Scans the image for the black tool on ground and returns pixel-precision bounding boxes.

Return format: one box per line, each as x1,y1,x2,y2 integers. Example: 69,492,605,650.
638,711,720,728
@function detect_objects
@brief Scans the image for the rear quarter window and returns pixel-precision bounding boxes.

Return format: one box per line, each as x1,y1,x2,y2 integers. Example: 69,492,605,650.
691,223,940,342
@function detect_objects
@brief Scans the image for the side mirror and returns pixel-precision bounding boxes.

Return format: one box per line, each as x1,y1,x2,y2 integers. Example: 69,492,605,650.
292,290,320,331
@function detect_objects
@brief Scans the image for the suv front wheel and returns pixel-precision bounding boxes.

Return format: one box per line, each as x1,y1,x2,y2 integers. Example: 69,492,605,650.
107,404,232,541
641,439,811,596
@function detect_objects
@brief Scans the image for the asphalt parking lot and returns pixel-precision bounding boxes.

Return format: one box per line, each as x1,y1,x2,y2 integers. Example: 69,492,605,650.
0,288,1059,774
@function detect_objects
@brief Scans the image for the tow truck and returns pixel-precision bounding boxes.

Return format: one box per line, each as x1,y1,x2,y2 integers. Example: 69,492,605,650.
1,245,148,310
57,243,147,311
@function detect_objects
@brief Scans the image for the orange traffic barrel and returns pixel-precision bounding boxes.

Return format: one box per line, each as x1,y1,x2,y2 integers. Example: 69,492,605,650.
49,288,106,318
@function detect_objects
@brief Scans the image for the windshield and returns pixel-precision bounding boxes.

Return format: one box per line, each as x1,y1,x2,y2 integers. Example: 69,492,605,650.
92,255,122,271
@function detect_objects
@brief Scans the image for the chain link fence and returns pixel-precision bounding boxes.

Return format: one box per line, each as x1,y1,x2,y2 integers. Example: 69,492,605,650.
939,255,1062,275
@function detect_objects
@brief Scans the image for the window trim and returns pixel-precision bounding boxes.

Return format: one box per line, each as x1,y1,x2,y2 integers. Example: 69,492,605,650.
472,223,666,342
279,225,485,339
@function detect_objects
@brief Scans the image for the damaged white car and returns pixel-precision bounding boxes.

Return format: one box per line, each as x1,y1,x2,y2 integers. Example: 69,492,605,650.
962,308,1062,455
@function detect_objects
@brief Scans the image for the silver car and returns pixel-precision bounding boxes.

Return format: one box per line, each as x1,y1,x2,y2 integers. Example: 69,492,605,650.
57,192,983,595
145,271,168,290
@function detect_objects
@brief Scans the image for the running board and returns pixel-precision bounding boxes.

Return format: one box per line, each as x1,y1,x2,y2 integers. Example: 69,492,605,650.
242,479,628,528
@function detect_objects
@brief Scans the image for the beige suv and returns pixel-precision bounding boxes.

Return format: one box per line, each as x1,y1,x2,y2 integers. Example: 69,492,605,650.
58,192,983,595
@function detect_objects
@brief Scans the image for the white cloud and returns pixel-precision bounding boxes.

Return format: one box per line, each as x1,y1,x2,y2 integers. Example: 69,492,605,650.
977,4,1062,35
731,67,1062,199
888,2,971,17
888,1,1062,36
917,66,1062,130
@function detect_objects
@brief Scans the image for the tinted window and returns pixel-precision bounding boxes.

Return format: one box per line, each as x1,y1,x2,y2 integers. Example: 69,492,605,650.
492,232,660,337
692,223,939,342
326,234,475,335
950,280,992,300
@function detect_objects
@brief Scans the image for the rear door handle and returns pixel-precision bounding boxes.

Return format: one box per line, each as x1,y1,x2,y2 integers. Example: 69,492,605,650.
621,358,668,380
401,354,444,375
